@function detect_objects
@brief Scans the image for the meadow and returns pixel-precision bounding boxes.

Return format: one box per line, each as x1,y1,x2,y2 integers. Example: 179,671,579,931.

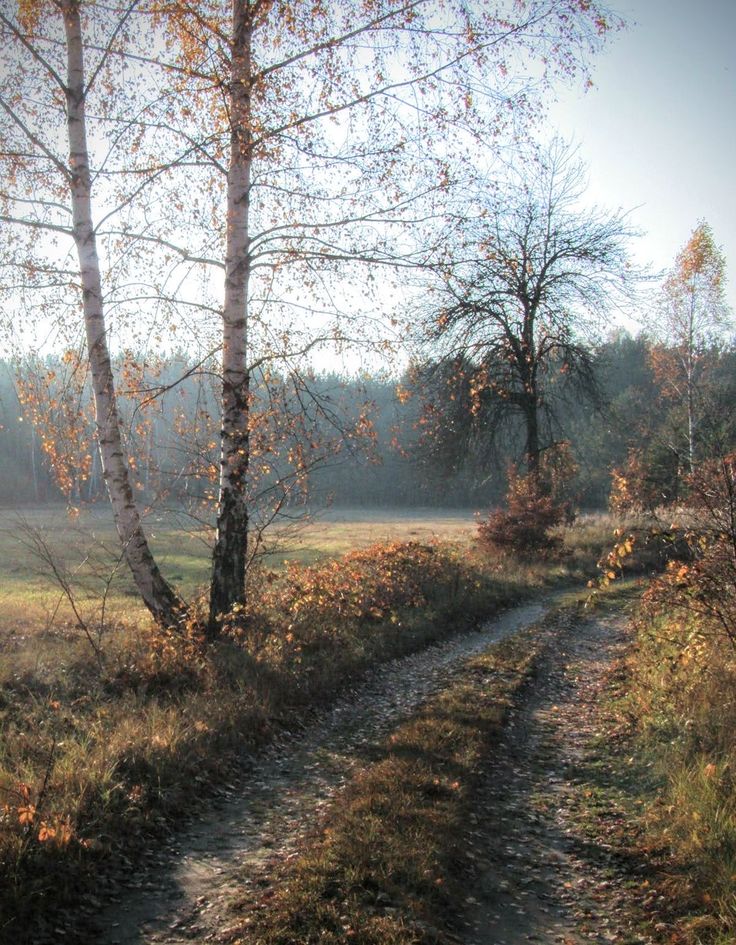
0,505,477,630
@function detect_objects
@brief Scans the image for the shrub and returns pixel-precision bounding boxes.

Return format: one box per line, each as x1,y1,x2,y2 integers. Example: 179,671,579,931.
609,446,679,514
477,467,566,557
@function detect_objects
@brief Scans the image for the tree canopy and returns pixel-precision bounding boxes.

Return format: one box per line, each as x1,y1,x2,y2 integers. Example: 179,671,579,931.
415,141,637,481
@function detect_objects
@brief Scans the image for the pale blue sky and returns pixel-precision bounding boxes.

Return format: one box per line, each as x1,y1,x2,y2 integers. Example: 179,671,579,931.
548,0,736,311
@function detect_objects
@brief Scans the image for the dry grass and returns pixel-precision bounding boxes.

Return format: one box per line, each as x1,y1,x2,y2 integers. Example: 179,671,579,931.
620,605,736,944
0,507,617,943
0,506,476,631
574,559,736,945
223,617,549,945
0,537,509,943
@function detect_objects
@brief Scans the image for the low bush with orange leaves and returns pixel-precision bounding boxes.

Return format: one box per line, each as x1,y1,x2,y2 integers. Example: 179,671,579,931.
477,446,579,559
477,469,568,557
211,540,517,702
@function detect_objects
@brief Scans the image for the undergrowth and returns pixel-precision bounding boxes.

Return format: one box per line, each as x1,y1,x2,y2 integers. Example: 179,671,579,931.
618,602,736,944
589,456,736,944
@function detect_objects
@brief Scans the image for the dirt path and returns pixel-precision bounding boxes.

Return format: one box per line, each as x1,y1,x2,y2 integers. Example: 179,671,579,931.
87,600,550,945
459,610,650,945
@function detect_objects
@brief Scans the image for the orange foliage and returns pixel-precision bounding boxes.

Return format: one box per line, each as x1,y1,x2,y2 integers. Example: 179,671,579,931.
16,352,95,500
477,467,565,557
2,779,75,850
279,541,447,623
608,449,661,514
219,541,463,668
477,445,577,557
627,453,736,645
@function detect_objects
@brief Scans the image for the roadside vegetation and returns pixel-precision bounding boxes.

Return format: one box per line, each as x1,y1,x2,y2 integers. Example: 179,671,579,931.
572,455,736,945
0,511,613,943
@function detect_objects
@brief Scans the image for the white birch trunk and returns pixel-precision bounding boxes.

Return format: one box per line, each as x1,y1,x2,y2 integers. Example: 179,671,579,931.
61,0,184,626
686,289,697,475
208,0,253,630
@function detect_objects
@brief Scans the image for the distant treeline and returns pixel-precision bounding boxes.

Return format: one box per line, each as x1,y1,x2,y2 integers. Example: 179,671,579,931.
1,331,734,511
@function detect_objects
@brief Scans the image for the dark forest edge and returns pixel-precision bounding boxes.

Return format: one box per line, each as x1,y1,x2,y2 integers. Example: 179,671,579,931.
3,326,736,513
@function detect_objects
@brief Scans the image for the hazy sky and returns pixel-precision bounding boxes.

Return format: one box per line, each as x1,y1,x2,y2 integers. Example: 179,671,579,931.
548,0,736,312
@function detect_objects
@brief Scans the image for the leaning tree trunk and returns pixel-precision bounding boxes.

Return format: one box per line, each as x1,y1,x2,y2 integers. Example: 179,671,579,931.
62,0,185,627
208,0,253,633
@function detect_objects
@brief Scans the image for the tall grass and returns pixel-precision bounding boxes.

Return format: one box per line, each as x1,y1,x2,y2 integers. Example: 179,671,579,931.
619,455,736,943
0,538,519,942
622,605,736,942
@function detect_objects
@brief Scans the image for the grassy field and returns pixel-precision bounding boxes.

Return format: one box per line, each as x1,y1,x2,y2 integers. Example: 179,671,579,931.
0,502,623,943
0,505,477,633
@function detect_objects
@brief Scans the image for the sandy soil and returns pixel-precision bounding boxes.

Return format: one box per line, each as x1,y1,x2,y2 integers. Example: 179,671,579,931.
458,611,651,945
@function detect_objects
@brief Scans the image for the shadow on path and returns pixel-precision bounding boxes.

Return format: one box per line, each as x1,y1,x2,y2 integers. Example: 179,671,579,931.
458,612,652,945
88,600,550,945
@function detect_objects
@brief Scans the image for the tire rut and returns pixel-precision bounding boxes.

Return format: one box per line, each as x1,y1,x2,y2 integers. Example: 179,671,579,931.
88,598,552,945
459,611,651,945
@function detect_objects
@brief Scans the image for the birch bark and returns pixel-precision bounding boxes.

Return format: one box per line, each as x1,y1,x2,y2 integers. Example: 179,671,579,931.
61,0,185,626
208,0,253,630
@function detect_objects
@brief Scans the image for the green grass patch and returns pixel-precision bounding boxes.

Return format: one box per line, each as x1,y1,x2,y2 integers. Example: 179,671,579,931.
0,507,477,630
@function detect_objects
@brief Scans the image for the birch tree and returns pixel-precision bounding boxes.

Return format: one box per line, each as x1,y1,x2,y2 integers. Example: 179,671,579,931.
0,0,619,632
156,1,620,629
0,0,186,624
653,221,733,475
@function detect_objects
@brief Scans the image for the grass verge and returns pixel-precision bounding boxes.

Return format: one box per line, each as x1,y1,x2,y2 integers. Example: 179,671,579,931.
561,576,736,945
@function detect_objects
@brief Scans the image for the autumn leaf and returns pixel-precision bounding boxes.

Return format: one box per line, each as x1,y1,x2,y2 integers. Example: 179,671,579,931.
38,822,56,843
18,804,36,826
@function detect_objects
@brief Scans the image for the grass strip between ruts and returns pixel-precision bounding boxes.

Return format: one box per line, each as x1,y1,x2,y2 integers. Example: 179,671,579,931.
222,612,567,945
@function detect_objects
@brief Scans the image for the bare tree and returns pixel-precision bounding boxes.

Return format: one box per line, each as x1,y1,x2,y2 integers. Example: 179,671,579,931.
416,141,637,483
